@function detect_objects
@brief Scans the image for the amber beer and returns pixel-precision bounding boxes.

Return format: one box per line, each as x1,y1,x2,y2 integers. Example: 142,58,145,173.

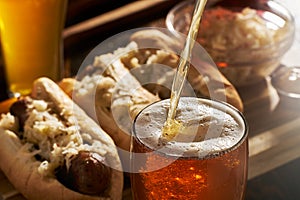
0,0,67,96
131,97,248,200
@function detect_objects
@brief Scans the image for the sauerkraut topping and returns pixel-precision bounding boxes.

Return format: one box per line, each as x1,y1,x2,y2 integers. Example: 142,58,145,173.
0,97,92,177
0,112,18,132
198,7,288,51
173,5,293,86
20,98,86,177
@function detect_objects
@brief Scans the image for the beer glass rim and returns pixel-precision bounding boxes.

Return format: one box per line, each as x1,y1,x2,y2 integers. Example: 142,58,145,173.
132,97,248,160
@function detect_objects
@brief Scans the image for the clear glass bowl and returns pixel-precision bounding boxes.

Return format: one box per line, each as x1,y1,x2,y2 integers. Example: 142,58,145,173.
166,0,295,87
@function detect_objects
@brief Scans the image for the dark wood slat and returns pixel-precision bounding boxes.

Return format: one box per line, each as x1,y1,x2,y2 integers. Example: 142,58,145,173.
246,158,300,200
63,0,182,58
65,0,136,27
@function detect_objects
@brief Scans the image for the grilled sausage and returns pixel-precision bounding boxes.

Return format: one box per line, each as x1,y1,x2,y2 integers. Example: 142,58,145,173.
56,151,112,195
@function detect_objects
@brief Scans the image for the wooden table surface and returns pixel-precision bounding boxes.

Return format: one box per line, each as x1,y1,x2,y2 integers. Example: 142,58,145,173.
1,0,300,200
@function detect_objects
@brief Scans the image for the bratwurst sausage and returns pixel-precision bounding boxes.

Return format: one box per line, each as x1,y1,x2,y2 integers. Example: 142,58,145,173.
9,97,29,133
56,151,112,195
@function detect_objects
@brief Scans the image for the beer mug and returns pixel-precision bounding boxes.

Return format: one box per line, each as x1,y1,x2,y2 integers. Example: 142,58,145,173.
131,97,248,200
0,0,68,97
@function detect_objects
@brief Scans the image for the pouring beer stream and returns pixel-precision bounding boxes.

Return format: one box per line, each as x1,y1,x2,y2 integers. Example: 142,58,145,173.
162,0,208,140
131,2,248,197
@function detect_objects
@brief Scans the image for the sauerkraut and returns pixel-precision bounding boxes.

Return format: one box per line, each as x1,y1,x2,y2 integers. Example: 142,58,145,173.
173,5,294,86
199,7,280,51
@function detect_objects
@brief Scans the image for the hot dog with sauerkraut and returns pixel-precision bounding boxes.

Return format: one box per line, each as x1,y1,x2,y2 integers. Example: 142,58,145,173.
0,77,123,200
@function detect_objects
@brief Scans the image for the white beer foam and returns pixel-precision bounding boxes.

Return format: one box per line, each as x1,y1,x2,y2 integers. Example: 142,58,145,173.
134,97,246,158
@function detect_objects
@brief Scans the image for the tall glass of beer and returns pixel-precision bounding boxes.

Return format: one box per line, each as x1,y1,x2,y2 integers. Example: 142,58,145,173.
0,0,68,97
131,97,248,200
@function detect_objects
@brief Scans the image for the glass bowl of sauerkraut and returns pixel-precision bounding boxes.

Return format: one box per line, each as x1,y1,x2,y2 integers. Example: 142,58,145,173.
166,0,295,87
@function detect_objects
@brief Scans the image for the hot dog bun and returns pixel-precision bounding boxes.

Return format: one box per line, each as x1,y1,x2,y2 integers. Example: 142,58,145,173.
130,29,243,112
59,30,243,156
0,77,123,200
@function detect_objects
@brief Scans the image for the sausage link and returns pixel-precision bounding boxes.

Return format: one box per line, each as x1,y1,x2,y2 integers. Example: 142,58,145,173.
56,151,112,195
9,97,29,134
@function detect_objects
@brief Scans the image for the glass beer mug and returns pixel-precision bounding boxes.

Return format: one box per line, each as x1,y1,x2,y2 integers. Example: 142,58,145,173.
131,97,248,200
0,0,68,97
